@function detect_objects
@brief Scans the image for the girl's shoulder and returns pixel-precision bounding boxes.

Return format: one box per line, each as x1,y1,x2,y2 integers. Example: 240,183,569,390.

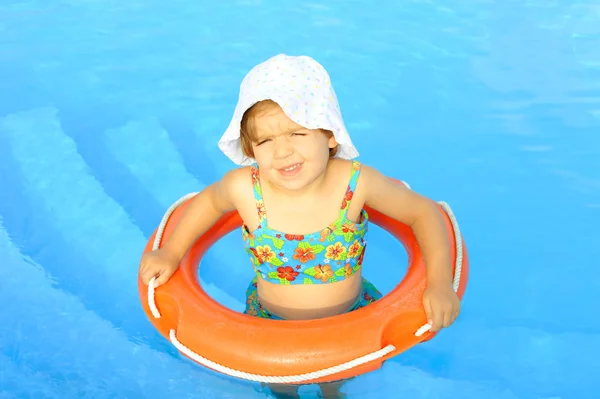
327,157,374,185
326,157,357,176
218,166,255,207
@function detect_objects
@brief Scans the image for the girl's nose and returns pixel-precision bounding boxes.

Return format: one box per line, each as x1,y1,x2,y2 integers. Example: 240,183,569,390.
273,136,293,159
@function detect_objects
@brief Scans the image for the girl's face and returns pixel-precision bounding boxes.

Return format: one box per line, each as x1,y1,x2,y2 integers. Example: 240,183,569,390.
251,104,337,193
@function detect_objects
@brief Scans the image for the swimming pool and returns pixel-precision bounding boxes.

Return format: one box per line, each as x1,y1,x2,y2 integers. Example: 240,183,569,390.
1,1,598,398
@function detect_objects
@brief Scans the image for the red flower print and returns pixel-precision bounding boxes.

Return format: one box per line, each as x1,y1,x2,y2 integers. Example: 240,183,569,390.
277,266,299,282
285,234,304,241
341,189,353,209
357,244,366,266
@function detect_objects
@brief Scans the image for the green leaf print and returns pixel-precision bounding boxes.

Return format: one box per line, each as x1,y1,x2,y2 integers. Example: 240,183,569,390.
338,253,348,261
298,241,310,250
353,246,363,260
269,257,283,267
311,244,325,254
268,271,279,279
303,267,317,277
344,232,354,242
279,278,290,285
328,276,337,283
327,235,335,242
303,278,313,284
264,234,284,250
297,241,324,254
335,267,346,277
352,263,361,272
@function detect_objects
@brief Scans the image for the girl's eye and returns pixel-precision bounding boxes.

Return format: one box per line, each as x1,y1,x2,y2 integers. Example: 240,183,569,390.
292,133,306,137
256,139,271,146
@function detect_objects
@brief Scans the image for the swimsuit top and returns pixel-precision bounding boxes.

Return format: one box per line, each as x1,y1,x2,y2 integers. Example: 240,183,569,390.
242,161,369,285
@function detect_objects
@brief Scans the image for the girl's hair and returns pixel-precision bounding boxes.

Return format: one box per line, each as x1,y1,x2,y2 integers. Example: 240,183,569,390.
239,100,338,159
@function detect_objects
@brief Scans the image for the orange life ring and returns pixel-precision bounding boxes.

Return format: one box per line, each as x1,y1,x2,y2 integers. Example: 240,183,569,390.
138,191,469,384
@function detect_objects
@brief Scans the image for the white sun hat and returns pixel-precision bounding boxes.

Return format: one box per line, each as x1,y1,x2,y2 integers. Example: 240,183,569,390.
218,54,359,166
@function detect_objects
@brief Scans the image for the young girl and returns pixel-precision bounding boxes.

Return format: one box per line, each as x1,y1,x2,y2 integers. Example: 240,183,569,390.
139,54,460,399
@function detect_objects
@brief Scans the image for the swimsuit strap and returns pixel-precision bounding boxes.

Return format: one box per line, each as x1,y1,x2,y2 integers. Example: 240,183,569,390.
250,166,267,225
339,161,362,220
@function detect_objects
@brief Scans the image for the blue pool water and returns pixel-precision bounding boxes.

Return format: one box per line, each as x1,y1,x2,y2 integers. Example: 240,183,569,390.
1,1,599,398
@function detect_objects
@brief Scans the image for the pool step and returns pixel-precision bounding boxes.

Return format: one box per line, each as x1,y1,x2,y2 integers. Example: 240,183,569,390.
0,220,249,398
103,117,205,209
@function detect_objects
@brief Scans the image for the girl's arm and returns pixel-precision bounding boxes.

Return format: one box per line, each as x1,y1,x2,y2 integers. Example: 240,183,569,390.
161,168,241,261
359,164,459,331
140,168,247,286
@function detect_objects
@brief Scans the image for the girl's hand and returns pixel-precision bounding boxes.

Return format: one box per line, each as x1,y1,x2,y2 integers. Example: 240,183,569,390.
139,248,180,287
422,282,461,332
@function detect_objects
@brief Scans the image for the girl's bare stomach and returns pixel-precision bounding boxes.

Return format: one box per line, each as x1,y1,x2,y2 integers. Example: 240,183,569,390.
256,272,363,320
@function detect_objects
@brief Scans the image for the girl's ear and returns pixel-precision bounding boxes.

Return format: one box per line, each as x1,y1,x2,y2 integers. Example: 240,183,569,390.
326,130,337,149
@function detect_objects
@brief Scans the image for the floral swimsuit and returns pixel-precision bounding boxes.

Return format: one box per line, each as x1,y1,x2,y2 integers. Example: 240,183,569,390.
241,161,382,319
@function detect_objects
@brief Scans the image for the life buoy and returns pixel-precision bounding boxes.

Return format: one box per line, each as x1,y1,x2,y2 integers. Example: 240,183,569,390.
138,187,469,385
